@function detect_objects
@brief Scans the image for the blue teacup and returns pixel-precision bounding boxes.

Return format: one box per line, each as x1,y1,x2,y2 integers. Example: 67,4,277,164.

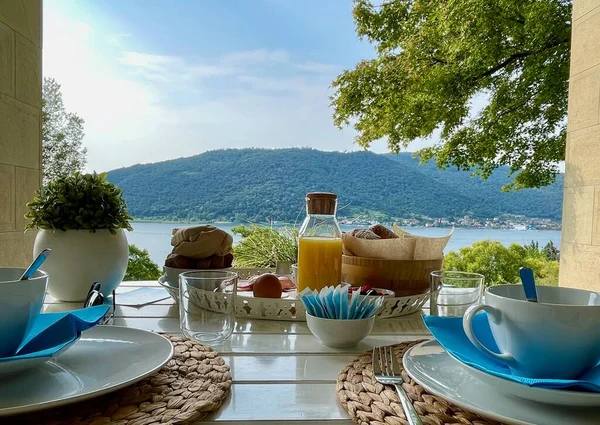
0,268,48,358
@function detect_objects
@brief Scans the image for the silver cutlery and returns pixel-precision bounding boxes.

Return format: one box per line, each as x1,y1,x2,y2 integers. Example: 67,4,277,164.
372,345,423,425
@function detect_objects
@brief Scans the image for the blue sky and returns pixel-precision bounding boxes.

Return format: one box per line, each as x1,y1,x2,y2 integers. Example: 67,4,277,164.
43,0,432,172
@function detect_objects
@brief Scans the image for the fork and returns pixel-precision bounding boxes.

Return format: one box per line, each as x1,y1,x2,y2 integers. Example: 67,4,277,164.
372,346,423,425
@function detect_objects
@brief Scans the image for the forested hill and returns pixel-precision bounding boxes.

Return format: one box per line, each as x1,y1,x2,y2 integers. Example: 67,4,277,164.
107,148,563,223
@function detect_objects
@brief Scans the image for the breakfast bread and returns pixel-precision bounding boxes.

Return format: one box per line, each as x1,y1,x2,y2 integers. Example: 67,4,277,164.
369,224,399,239
348,229,381,240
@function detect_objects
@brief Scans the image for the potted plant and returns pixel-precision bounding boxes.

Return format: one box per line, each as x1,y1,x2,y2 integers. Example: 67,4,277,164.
25,172,133,301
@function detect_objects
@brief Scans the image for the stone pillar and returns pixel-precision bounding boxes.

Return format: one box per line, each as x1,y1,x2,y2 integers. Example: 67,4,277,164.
0,0,42,267
560,0,600,290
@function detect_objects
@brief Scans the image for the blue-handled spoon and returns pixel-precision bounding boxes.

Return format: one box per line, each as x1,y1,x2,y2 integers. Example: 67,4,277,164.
19,248,51,280
519,267,538,303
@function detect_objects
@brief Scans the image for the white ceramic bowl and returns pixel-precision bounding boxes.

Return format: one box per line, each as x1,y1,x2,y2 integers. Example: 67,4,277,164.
306,313,375,348
163,266,234,288
0,268,48,358
163,266,196,288
158,275,179,302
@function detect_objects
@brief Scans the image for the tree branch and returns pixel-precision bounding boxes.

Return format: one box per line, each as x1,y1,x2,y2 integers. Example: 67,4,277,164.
474,37,570,81
496,98,530,119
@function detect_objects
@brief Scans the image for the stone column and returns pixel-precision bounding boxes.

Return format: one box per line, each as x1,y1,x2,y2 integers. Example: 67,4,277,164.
560,0,600,290
0,0,42,267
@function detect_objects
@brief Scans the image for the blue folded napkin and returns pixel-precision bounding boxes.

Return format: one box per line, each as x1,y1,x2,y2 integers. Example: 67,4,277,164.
423,313,600,392
0,305,110,362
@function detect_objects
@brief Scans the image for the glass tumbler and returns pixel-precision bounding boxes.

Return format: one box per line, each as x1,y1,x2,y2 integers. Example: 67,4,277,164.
429,271,485,317
179,270,238,344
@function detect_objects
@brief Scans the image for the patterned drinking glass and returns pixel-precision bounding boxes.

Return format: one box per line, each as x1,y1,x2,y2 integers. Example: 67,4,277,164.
429,271,485,317
179,270,238,344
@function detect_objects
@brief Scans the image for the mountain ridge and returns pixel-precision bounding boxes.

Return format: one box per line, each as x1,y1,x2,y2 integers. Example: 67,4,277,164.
106,148,563,223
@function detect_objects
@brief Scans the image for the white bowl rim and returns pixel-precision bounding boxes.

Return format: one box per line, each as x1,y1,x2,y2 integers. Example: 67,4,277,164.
0,268,48,284
163,266,234,271
488,284,600,308
157,275,178,288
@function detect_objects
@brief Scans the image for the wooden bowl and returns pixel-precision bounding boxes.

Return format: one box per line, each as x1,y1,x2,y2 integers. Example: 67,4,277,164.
341,255,443,297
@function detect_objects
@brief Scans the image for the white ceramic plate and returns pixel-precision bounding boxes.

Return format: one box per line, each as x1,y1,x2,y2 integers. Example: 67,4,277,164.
0,337,79,377
446,351,600,407
0,326,173,416
403,340,600,425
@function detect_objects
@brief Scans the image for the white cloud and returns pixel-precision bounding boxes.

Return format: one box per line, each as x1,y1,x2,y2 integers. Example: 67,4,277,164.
119,52,179,71
118,51,236,83
105,32,131,47
235,75,328,94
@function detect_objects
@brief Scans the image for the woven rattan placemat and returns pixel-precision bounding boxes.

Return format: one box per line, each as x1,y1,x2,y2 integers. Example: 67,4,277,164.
11,334,232,425
336,340,504,425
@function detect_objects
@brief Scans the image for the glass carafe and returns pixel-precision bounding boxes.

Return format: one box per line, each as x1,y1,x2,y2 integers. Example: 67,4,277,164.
297,192,342,292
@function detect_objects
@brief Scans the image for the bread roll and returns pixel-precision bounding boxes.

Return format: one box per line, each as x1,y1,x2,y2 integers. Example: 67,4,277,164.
348,229,381,240
369,224,399,239
165,253,196,269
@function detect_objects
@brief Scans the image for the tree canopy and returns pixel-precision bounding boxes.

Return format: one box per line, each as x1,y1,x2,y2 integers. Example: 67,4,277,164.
331,0,572,190
444,239,559,286
125,244,162,281
42,77,87,184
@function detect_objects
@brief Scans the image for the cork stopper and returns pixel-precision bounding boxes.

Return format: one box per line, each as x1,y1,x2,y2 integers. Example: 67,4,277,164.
305,192,337,215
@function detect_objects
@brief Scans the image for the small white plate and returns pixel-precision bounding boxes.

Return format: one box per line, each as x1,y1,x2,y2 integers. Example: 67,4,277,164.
403,340,600,425
0,326,173,416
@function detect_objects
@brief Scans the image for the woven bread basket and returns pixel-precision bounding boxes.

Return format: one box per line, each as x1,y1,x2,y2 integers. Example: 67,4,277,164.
341,255,442,296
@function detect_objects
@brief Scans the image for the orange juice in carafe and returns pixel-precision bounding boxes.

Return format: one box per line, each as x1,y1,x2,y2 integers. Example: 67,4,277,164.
297,192,343,292
297,237,342,292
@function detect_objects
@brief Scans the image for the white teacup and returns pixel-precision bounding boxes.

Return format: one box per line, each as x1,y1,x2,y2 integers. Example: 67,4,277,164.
0,268,48,358
463,284,600,379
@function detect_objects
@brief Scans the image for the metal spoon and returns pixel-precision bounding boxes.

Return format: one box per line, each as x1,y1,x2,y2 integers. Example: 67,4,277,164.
19,248,51,281
519,267,538,303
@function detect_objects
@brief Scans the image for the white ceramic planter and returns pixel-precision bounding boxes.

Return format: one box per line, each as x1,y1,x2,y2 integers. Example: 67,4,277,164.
33,229,129,302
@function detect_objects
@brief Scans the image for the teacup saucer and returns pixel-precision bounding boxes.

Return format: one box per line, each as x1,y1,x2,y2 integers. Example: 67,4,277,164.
0,337,79,377
404,340,600,425
445,350,600,407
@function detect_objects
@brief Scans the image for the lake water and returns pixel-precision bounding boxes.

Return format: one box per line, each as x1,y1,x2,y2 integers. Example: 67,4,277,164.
127,221,562,266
